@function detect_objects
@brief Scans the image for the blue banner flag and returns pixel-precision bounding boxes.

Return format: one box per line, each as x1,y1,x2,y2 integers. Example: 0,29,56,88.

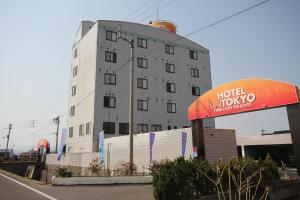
99,131,105,164
182,132,187,158
149,132,155,163
57,128,67,161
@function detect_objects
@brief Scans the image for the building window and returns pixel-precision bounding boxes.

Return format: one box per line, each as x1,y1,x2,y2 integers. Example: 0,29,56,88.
137,99,148,111
73,66,78,77
192,86,201,96
106,30,117,42
79,124,85,136
137,124,148,133
137,57,148,68
72,85,76,96
105,51,117,63
69,127,74,138
137,38,147,48
151,124,162,132
68,147,72,153
166,82,176,93
103,122,115,134
190,68,199,78
137,78,148,89
104,73,116,85
165,44,174,54
189,50,198,60
168,126,171,130
86,122,92,135
166,63,175,73
104,96,116,108
119,123,129,135
74,48,78,58
70,106,75,116
174,126,178,129
167,103,176,113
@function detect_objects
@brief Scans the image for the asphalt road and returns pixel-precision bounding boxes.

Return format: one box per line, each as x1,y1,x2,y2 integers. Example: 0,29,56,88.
0,173,154,200
0,174,51,200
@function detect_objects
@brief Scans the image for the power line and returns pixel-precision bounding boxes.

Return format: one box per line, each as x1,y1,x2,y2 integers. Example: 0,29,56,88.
27,0,270,136
163,0,194,18
28,59,132,136
36,91,68,120
30,121,54,135
139,0,178,22
22,6,155,135
184,0,271,37
49,0,271,127
139,0,271,57
37,36,110,119
15,41,101,133
129,0,164,21
123,0,154,20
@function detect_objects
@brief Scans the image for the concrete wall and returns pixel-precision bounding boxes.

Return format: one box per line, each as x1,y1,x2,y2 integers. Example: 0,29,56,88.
268,179,300,200
237,134,292,146
204,128,237,162
0,161,36,177
47,128,236,174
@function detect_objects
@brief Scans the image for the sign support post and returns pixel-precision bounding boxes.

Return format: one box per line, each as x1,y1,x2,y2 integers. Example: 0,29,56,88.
287,104,300,175
192,119,205,159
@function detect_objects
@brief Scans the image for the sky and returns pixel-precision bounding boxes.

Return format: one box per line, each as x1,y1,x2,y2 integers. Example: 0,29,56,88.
0,0,299,152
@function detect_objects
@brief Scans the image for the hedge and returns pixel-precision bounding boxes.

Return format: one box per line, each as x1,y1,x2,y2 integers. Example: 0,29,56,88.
150,157,279,200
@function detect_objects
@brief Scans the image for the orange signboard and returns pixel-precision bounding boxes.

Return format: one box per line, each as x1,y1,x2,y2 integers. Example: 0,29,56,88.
188,79,299,120
149,20,177,33
37,138,50,149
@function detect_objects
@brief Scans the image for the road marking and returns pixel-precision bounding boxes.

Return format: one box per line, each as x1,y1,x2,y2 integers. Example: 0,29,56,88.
0,173,58,200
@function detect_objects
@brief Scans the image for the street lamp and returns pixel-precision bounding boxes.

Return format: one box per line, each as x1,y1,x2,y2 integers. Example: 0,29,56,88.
117,27,135,175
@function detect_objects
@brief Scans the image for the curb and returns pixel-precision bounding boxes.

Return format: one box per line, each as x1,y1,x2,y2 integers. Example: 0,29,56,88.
52,176,153,186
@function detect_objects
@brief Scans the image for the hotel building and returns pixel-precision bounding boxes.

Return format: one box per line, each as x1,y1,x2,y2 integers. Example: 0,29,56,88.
67,20,215,153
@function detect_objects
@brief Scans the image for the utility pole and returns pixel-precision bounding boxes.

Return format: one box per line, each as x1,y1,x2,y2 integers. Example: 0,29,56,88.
118,28,135,175
129,39,134,175
156,2,159,20
53,116,60,153
5,123,12,160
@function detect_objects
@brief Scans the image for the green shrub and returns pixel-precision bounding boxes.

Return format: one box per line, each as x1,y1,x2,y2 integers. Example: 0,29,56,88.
256,156,280,186
150,157,279,200
55,166,73,177
150,157,213,200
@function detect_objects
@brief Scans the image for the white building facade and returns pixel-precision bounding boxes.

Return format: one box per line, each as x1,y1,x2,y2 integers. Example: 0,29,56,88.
67,20,215,153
